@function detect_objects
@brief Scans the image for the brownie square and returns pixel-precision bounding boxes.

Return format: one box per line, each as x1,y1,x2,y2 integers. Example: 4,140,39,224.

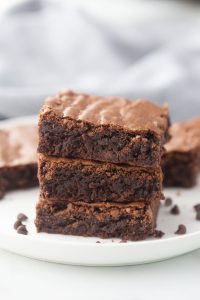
35,198,160,241
162,118,200,188
38,153,163,203
0,125,38,198
38,90,170,167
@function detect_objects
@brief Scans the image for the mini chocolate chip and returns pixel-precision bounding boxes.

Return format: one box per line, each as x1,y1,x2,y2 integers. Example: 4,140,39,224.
175,224,186,235
170,205,180,215
17,213,28,222
14,220,22,230
154,230,165,238
17,225,28,235
165,197,172,207
196,210,200,221
194,204,200,212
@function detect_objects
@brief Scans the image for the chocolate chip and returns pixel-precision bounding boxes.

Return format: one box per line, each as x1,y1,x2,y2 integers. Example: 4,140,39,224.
17,225,28,235
17,213,28,222
170,205,180,215
196,210,200,221
14,220,22,230
194,204,200,212
165,197,172,207
175,224,186,235
154,230,165,238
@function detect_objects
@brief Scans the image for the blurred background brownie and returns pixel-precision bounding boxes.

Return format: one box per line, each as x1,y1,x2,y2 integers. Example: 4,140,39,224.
0,124,38,198
38,90,170,167
162,118,200,188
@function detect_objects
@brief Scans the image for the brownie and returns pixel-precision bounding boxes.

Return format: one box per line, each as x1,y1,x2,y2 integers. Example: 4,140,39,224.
38,90,170,167
38,153,163,203
162,118,200,187
35,198,160,241
0,125,38,198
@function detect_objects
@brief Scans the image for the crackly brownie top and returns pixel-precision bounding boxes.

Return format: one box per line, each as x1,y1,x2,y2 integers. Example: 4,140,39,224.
0,125,38,167
165,118,200,152
42,89,169,137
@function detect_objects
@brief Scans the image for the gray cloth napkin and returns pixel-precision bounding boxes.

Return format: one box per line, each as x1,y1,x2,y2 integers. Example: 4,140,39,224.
0,0,200,121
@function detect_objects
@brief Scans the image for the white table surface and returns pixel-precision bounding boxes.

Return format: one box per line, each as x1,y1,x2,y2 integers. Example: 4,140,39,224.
0,248,199,300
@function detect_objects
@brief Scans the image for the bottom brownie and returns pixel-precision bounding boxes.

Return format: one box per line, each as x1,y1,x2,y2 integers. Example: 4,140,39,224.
0,164,38,198
35,198,160,241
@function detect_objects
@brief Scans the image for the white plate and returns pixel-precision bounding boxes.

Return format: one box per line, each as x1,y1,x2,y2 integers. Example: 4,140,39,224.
0,116,200,266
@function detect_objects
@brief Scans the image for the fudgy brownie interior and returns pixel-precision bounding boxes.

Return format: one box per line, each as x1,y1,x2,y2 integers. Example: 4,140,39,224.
39,154,163,203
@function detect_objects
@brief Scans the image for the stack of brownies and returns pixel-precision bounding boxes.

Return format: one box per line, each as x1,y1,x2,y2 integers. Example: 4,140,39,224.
35,90,170,241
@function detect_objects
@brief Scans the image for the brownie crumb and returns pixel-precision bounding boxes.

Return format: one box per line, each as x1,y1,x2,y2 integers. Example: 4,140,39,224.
14,220,22,230
96,241,101,243
170,205,180,215
17,225,28,235
17,213,28,222
175,224,186,235
154,230,165,238
196,210,200,221
194,204,200,212
165,197,173,207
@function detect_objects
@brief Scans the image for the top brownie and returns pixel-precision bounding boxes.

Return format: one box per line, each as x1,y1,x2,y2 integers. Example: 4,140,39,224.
38,90,170,166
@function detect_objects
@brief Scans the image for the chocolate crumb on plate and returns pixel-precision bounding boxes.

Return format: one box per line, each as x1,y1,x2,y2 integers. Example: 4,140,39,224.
96,241,101,243
164,197,173,207
17,213,28,222
194,204,200,212
175,224,186,235
120,239,127,243
170,205,180,215
154,230,165,239
17,225,28,235
14,220,22,230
